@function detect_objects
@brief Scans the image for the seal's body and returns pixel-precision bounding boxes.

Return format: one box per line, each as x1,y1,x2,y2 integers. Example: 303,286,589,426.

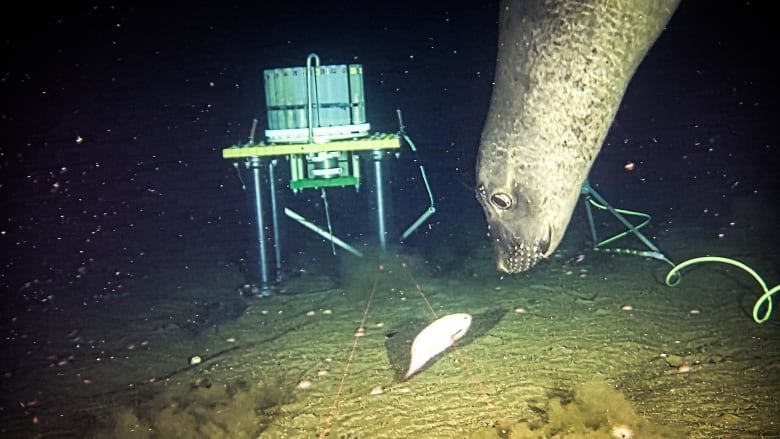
476,0,679,272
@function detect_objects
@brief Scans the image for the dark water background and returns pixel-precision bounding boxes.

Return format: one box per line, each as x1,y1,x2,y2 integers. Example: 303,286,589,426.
3,1,778,292
1,0,778,435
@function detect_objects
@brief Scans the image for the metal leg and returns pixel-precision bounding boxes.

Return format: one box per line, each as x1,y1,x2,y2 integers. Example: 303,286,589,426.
250,157,272,297
268,159,283,283
372,150,387,251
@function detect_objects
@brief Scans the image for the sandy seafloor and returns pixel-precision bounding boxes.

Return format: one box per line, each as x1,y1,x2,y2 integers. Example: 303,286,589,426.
3,219,780,438
2,1,779,438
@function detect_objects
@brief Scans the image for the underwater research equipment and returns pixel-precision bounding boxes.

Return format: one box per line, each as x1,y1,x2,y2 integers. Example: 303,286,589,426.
222,53,436,297
579,179,779,324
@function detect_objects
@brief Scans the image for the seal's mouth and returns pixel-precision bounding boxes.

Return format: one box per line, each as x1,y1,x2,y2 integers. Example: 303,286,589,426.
490,225,552,273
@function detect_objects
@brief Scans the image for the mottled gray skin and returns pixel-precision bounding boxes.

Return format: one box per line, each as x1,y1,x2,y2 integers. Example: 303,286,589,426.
476,0,679,273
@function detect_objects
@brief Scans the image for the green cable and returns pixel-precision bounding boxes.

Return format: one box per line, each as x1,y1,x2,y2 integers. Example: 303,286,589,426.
581,186,776,323
665,256,779,324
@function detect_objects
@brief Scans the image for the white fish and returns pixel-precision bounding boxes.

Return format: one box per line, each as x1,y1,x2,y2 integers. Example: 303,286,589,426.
404,313,472,379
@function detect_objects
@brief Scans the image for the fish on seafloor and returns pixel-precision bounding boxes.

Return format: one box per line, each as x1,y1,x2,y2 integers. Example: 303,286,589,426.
404,313,472,380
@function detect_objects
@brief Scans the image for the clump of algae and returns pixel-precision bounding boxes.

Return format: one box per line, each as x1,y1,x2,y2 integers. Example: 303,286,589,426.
90,377,292,439
472,379,684,438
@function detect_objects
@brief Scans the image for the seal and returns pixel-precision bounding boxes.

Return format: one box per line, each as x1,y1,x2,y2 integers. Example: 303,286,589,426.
476,0,680,273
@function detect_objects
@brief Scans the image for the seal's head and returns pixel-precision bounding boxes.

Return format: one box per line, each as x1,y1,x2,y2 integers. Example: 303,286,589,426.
476,182,563,273
473,0,678,273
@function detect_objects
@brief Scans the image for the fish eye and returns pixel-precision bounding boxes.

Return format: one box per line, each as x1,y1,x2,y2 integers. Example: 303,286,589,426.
490,193,512,210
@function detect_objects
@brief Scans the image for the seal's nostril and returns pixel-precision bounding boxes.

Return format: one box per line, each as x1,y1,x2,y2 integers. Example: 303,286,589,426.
539,227,552,254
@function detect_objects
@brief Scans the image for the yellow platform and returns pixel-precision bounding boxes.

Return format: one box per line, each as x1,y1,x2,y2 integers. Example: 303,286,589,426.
222,134,400,159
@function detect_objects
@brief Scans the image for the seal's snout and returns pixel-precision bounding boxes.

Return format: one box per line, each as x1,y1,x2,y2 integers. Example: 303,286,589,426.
478,184,554,273
489,222,552,273
498,238,546,273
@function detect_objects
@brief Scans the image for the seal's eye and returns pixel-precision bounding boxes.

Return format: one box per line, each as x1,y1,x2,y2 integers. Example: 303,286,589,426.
490,193,512,210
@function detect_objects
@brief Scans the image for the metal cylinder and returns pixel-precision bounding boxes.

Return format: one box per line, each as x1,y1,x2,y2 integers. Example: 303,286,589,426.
348,64,366,124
